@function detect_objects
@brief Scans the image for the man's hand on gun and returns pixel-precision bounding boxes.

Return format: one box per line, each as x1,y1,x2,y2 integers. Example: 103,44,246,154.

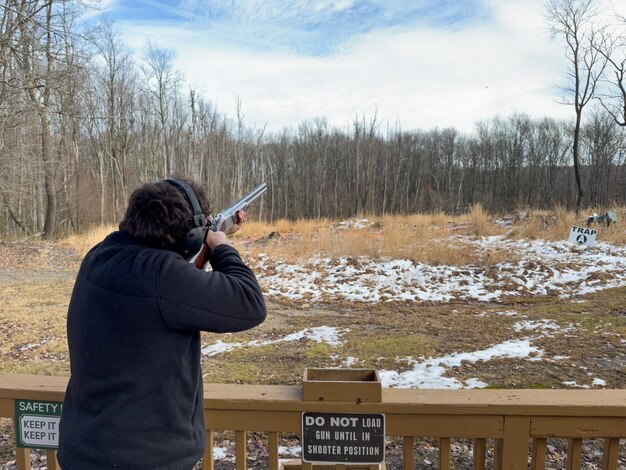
193,182,266,269
194,210,247,269
206,210,247,249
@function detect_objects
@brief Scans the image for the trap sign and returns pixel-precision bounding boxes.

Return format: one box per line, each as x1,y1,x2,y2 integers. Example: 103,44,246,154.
568,225,597,247
14,399,62,449
302,412,385,465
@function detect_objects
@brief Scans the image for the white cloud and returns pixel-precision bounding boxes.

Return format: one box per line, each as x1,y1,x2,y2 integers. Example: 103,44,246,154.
314,0,355,12
115,0,586,133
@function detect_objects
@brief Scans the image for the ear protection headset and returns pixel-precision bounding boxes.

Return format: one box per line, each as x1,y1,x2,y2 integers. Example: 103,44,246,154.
164,179,207,258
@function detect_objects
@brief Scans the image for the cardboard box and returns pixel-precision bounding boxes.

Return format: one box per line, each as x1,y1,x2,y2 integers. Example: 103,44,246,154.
302,368,382,403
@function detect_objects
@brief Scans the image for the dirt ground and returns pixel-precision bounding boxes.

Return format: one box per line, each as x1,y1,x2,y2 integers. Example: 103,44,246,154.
0,239,624,469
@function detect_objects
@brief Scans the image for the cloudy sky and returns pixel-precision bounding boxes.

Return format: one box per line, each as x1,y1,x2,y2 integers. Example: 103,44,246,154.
90,0,624,134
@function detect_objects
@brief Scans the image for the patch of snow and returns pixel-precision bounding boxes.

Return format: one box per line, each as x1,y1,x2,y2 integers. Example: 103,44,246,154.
562,381,591,389
592,378,606,386
279,445,302,456
213,447,228,461
464,378,489,389
342,356,358,367
495,310,519,316
202,327,348,356
253,237,626,303
379,339,544,389
551,355,570,361
202,340,245,357
512,319,564,333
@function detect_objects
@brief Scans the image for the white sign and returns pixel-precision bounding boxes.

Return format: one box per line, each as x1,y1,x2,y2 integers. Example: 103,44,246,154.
19,415,60,448
568,226,597,247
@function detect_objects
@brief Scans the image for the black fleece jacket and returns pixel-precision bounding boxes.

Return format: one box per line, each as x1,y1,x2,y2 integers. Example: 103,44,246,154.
58,230,266,470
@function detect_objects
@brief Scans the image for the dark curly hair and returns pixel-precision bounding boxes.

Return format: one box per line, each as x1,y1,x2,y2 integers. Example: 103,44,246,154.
119,178,210,255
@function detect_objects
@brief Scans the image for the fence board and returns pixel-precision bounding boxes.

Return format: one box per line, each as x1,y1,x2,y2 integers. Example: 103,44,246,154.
602,438,619,470
502,416,530,469
0,398,12,417
493,439,503,470
205,410,300,432
202,429,214,470
403,436,414,469
532,417,626,438
439,437,450,470
236,430,246,470
268,432,279,470
567,438,582,470
16,447,30,470
388,414,502,438
531,438,546,470
46,451,59,470
473,438,486,470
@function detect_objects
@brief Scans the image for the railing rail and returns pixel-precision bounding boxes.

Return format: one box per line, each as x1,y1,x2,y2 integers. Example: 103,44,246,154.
1,374,625,469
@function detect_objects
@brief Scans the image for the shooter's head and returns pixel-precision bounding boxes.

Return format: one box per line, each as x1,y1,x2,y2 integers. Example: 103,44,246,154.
119,178,210,256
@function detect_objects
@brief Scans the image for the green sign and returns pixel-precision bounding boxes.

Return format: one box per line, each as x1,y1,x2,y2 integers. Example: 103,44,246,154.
14,399,63,449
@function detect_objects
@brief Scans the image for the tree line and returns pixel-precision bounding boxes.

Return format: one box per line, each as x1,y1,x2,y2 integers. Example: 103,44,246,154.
1,0,625,239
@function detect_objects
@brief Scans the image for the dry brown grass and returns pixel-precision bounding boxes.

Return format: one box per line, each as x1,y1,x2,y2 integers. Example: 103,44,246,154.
59,224,117,257
57,205,626,267
246,206,626,265
465,203,495,237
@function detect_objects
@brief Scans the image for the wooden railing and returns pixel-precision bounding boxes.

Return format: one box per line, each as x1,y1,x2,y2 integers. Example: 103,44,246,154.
0,374,625,469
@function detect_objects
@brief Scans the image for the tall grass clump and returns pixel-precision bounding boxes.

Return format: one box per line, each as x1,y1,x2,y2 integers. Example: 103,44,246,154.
466,203,493,237
549,206,577,240
60,225,117,256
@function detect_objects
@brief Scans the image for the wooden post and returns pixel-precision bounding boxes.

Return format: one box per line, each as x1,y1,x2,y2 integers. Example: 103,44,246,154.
473,438,486,470
202,429,214,470
16,447,30,470
439,437,450,470
302,462,313,470
502,416,530,470
268,432,279,470
493,439,503,470
602,438,619,470
403,436,414,469
531,438,546,470
236,430,247,470
566,438,582,470
46,450,59,470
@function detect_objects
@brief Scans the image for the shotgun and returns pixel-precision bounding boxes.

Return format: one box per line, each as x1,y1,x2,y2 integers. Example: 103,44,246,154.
193,182,267,269
209,183,267,233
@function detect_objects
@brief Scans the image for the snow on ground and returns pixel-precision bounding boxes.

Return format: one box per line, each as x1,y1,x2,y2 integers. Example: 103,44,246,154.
213,447,228,460
562,379,607,389
202,316,585,389
201,326,347,357
279,445,302,456
379,316,584,389
512,319,574,334
253,237,626,303
211,445,303,462
379,339,543,389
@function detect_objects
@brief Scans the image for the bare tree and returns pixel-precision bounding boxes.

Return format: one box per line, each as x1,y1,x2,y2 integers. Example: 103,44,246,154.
594,12,626,126
547,0,607,212
142,41,180,179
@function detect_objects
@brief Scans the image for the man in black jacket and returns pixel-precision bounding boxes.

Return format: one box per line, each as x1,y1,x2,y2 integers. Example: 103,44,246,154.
58,179,266,469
